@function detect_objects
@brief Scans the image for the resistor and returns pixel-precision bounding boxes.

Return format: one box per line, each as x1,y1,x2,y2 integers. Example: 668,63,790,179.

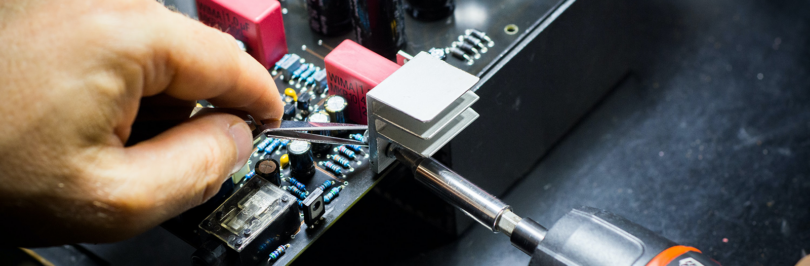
328,154,351,168
289,64,313,85
283,185,308,200
447,47,472,64
279,139,290,149
320,161,343,175
295,67,318,88
285,177,308,191
269,244,291,261
323,186,344,203
349,133,366,143
256,139,273,151
264,139,281,153
345,144,362,153
289,64,310,83
466,29,494,47
316,180,335,191
337,145,356,159
297,199,303,209
460,35,488,52
244,170,255,180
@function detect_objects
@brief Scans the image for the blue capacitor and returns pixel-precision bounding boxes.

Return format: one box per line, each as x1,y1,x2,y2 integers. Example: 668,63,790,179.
269,244,290,260
317,180,335,191
328,155,351,168
287,177,307,191
284,186,308,200
322,161,342,175
337,145,356,159
323,186,343,203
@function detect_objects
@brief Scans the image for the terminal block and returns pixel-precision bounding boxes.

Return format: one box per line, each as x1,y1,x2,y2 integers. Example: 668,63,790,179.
367,52,480,173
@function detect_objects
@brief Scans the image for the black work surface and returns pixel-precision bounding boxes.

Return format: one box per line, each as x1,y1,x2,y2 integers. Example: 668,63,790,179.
394,0,810,265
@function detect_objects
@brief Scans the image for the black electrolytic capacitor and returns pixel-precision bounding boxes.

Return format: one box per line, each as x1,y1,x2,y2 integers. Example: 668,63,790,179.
306,111,332,154
405,0,454,21
307,0,352,36
282,104,296,120
349,0,407,61
325,95,349,136
254,158,281,186
288,140,316,179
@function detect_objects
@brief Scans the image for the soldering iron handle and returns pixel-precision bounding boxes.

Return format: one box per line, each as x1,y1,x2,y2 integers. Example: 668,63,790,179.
528,207,720,266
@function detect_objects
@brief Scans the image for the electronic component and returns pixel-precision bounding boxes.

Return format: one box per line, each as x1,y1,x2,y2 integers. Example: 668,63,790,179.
288,140,316,179
285,177,308,192
199,177,299,263
268,244,290,261
282,104,296,120
323,186,344,203
294,66,318,88
270,54,291,75
195,0,287,69
306,69,328,94
453,41,481,59
272,53,302,77
320,161,344,175
284,88,298,102
466,29,494,47
349,133,366,143
327,154,351,168
348,0,407,60
324,95,347,124
447,47,472,64
337,145,356,159
344,144,362,153
301,188,325,227
306,112,332,153
244,170,255,180
297,93,311,117
254,159,281,186
287,64,310,82
256,139,273,152
263,139,281,154
324,40,401,124
283,185,308,200
316,180,335,191
460,35,488,53
306,0,351,36
279,154,289,168
405,0,455,21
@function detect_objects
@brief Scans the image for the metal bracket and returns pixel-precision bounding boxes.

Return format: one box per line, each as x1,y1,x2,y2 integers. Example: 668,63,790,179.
367,52,480,173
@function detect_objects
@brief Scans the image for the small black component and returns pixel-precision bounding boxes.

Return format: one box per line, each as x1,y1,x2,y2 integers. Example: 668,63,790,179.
462,35,485,49
306,111,332,153
467,29,491,44
282,104,296,120
302,188,325,227
457,42,478,56
405,0,455,21
448,47,471,61
254,159,281,186
297,92,311,116
306,0,352,36
288,140,316,179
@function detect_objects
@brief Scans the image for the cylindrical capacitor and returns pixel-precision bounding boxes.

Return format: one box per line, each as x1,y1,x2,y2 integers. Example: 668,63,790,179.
324,95,349,136
349,0,407,61
254,158,281,186
405,0,454,21
307,0,352,36
288,140,316,179
282,104,296,120
306,111,332,153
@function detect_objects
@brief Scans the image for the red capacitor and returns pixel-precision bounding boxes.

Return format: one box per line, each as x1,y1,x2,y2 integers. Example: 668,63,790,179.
196,0,288,69
324,40,401,124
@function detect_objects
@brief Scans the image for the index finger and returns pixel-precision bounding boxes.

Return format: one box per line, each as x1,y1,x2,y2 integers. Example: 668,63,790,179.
144,5,284,121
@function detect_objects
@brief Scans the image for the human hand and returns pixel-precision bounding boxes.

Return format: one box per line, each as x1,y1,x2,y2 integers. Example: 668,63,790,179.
0,0,283,246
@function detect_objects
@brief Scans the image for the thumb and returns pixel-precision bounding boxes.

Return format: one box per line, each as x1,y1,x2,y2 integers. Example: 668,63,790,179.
116,112,252,229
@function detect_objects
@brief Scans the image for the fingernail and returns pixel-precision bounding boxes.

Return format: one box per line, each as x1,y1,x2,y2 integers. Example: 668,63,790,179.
229,122,252,174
